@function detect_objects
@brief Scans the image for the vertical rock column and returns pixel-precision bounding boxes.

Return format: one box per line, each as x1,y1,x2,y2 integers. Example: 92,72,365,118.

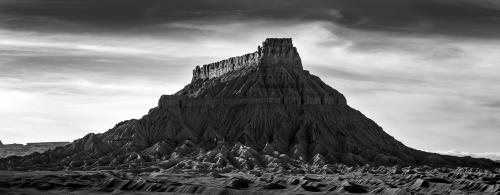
259,38,302,69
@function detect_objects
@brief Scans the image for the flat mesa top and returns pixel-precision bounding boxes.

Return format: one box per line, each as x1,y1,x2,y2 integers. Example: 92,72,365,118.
192,38,302,81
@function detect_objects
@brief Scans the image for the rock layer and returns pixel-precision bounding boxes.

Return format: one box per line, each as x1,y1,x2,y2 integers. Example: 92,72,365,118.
0,38,498,171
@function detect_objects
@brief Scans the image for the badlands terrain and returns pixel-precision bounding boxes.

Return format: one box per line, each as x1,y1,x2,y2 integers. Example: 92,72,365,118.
0,165,499,194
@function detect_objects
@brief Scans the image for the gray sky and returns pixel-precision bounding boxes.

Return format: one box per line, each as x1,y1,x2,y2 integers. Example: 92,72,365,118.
0,0,499,159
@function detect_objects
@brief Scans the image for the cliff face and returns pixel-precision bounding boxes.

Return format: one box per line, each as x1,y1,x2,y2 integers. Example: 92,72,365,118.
1,38,498,171
192,38,301,81
259,38,302,68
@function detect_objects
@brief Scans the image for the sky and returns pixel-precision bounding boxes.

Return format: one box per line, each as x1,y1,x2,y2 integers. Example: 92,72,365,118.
0,0,499,160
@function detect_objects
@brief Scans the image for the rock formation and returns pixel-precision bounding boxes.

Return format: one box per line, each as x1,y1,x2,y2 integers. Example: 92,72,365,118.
0,38,498,171
192,38,301,81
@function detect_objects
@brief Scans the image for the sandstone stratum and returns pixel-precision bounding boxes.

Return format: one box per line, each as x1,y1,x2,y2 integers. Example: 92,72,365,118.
1,38,498,173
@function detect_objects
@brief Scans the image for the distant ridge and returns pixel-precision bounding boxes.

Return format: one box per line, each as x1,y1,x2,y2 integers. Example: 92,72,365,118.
0,142,69,159
1,38,498,171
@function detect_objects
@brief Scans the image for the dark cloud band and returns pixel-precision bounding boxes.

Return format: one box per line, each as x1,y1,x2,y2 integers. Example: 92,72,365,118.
1,0,500,37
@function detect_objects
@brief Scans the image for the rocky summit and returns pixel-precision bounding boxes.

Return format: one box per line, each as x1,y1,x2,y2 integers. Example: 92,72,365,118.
0,38,498,173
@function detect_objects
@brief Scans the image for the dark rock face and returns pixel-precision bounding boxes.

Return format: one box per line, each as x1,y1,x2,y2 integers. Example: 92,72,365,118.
262,181,287,190
0,38,498,172
340,181,368,193
226,177,253,189
301,183,322,192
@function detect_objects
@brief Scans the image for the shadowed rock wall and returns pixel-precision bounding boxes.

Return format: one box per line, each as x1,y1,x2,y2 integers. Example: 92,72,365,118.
260,38,302,68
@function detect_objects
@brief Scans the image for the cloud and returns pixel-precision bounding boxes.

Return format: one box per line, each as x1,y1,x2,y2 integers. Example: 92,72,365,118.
1,0,500,37
479,101,500,108
0,84,166,143
436,150,500,161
